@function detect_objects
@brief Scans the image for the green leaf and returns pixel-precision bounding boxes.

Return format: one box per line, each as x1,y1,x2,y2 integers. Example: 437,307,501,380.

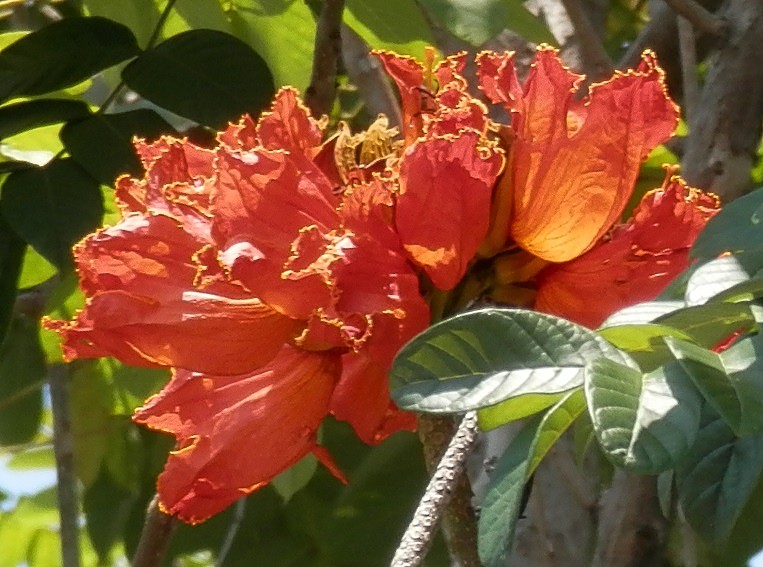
685,255,751,306
271,454,318,503
344,0,436,59
1,157,103,269
81,0,160,48
598,324,694,372
478,393,562,430
417,0,555,46
665,335,763,436
585,358,702,473
692,186,763,258
657,302,756,350
17,246,56,289
7,446,55,469
229,0,317,90
83,467,134,562
601,300,686,327
675,407,763,543
0,99,90,140
390,308,630,414
0,315,44,445
61,109,174,185
122,29,275,127
478,391,585,567
0,214,24,344
0,17,139,102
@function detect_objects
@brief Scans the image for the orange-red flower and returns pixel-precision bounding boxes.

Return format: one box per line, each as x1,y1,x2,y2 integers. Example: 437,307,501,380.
535,171,720,328
44,82,501,522
477,47,679,262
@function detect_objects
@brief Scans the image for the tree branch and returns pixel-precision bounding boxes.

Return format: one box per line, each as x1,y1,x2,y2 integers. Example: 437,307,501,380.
681,0,763,200
50,364,80,567
391,413,481,567
677,16,699,122
559,0,614,78
663,0,727,37
131,495,177,567
305,0,345,118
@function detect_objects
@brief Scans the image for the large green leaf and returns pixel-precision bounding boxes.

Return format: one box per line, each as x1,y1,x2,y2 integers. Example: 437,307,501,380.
598,323,694,372
0,99,90,140
657,302,756,350
692,186,763,258
1,158,103,269
0,17,139,102
122,29,275,127
390,308,630,414
0,315,44,445
675,408,763,543
585,358,702,473
478,391,585,567
665,335,763,436
344,0,436,59
60,109,174,184
417,0,555,46
229,0,316,90
601,300,686,327
685,255,752,306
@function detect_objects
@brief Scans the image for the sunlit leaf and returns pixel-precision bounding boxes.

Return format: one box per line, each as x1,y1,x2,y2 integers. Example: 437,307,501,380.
675,408,763,543
344,0,436,59
585,358,702,473
657,303,756,350
598,324,694,372
17,246,57,290
685,255,752,306
478,393,562,430
122,29,275,127
390,308,630,414
478,391,584,567
601,300,686,327
417,0,555,45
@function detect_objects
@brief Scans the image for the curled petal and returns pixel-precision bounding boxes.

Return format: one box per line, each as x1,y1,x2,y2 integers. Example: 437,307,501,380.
535,175,720,328
133,346,342,524
480,47,679,262
396,131,503,290
256,87,325,154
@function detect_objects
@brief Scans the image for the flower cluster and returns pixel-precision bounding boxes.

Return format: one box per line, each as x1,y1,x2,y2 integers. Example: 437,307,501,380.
45,46,719,523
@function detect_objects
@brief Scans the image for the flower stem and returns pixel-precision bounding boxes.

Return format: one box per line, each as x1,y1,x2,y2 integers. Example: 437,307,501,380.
391,413,481,567
131,494,176,567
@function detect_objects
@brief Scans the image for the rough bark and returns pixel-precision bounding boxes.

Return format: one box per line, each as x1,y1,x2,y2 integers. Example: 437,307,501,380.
681,0,763,201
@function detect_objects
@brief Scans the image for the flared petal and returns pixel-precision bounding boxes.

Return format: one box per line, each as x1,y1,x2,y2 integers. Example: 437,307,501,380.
478,47,678,262
256,87,325,153
535,175,720,328
133,345,342,524
396,131,503,290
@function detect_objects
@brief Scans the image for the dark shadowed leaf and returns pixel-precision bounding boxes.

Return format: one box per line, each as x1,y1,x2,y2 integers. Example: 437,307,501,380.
585,358,702,473
1,158,103,269
0,214,24,344
417,0,555,46
0,315,44,445
666,335,763,436
0,17,139,102
122,29,275,127
479,391,584,567
390,308,630,414
675,407,763,544
692,186,763,258
83,467,135,563
61,109,174,184
0,99,91,140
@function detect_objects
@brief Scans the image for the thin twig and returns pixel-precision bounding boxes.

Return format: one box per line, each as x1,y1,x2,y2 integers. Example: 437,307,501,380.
49,365,80,567
305,0,345,117
391,412,480,567
663,0,727,37
131,495,177,567
215,499,246,566
559,0,614,79
677,16,699,123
